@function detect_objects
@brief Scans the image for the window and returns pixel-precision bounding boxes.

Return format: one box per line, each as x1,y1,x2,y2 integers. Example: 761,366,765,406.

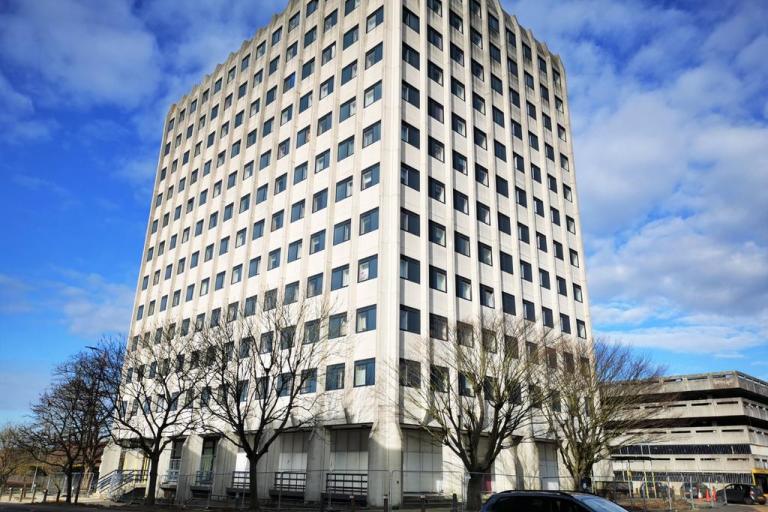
450,43,464,65
361,163,379,190
401,122,420,147
363,121,381,147
573,284,583,302
354,359,375,387
455,232,470,256
322,43,336,64
453,151,467,174
317,112,332,135
429,221,446,246
304,26,317,47
400,163,420,190
310,230,326,253
427,61,443,84
402,43,420,69
367,6,384,31
502,292,516,315
326,363,345,390
336,99,355,123
539,269,551,289
428,137,444,161
360,208,379,234
400,208,420,235
452,114,466,136
331,265,349,290
365,43,383,68
428,177,445,202
429,266,447,292
428,99,444,122
338,136,354,161
315,150,330,173
560,314,571,334
477,202,491,224
400,305,420,334
427,26,443,49
333,220,351,245
523,300,535,321
456,276,472,300
570,249,580,267
307,273,323,297
478,243,493,265
343,26,359,49
285,282,299,304
402,81,419,108
364,81,382,106
518,223,530,244
453,190,469,214
403,7,420,32
329,313,348,338
356,306,376,332
288,240,302,262
400,255,420,283
319,77,334,99
567,216,577,234
400,359,421,388
537,232,548,252
520,260,533,282
480,285,495,308
341,60,357,84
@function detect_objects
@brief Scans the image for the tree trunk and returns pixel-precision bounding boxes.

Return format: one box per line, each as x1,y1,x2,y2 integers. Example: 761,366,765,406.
466,473,485,511
145,453,160,505
248,456,260,512
74,474,82,503
65,471,73,503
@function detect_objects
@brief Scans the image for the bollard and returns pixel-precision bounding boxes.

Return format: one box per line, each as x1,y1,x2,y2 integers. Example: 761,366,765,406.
383,494,389,512
452,492,459,512
421,494,427,512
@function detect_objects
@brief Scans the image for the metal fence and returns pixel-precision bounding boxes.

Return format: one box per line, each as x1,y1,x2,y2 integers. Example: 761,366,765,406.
0,471,98,504
72,468,737,510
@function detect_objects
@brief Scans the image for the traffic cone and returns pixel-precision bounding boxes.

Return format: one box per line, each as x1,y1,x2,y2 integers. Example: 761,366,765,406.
705,488,711,502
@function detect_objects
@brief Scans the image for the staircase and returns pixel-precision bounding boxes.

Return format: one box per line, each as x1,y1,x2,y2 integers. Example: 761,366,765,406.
96,470,148,501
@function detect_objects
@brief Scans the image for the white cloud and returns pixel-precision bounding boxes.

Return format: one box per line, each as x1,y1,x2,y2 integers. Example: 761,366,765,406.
0,0,161,109
506,0,768,359
52,270,134,337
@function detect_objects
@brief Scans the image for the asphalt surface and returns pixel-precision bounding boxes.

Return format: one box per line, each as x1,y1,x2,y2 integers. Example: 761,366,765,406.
0,501,765,512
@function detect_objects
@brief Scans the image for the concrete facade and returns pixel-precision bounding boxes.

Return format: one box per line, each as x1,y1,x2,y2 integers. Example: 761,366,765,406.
611,371,768,492
99,0,591,505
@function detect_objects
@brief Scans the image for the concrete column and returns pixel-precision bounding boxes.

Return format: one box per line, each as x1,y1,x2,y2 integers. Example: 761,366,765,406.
368,414,403,507
514,440,539,489
304,427,330,502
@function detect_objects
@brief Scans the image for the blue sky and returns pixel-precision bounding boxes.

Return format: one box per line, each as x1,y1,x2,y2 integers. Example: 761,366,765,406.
0,0,766,423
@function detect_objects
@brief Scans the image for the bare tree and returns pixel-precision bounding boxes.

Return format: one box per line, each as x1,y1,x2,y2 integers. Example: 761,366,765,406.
16,381,86,503
542,338,669,487
198,297,331,511
104,323,202,505
0,425,26,491
56,343,121,499
405,315,555,511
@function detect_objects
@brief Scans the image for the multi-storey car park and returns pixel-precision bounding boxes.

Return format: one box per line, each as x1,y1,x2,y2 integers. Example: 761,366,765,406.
98,0,592,506
611,371,768,494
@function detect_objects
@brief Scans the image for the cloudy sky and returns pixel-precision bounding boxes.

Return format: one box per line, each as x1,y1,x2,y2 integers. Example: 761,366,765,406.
0,0,766,422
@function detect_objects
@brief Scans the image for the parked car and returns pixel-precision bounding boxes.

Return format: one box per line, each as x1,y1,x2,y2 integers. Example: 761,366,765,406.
595,481,633,501
481,490,631,512
680,482,707,499
716,483,766,505
639,482,672,499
